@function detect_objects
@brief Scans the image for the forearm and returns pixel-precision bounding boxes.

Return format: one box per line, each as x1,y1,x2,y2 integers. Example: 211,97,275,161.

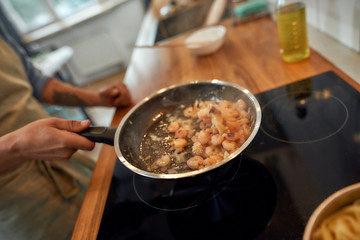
0,118,94,174
41,78,101,106
0,133,26,174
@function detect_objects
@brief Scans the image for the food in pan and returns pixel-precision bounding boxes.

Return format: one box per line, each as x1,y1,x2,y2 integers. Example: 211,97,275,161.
312,199,360,240
139,99,251,174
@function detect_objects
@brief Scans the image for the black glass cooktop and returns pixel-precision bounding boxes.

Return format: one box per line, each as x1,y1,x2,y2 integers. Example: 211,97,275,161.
97,71,360,240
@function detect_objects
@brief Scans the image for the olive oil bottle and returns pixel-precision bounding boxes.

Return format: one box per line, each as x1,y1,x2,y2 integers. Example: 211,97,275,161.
275,0,310,63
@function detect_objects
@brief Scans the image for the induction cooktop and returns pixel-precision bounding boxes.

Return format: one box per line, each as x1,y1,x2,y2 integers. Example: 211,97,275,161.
97,71,360,240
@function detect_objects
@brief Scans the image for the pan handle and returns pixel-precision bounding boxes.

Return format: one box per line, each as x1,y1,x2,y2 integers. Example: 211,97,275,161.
78,127,116,146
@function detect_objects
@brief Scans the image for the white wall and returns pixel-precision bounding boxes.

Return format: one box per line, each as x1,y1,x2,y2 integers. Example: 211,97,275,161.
266,0,360,52
34,0,145,85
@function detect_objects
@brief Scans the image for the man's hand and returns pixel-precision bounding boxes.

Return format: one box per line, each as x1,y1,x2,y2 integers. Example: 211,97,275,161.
0,118,95,173
41,78,132,108
99,82,132,107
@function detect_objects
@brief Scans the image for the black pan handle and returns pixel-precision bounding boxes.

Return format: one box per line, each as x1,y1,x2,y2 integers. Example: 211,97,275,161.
78,127,116,146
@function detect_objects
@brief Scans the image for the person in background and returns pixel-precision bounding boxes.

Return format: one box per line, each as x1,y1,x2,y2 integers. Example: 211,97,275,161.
0,8,131,240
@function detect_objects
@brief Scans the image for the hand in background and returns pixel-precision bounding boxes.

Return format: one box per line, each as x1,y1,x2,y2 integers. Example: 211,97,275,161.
98,82,132,108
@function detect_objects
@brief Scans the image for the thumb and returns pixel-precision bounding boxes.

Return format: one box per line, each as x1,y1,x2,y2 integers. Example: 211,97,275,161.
54,119,92,133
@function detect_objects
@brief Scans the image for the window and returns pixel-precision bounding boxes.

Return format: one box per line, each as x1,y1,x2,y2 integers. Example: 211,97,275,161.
49,0,97,18
1,0,98,33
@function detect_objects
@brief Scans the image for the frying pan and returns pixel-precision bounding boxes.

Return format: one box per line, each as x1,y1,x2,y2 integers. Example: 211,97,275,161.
80,80,261,179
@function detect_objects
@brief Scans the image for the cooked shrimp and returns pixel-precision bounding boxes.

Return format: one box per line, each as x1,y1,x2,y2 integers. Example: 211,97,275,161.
239,117,250,126
191,135,199,143
184,107,197,117
212,153,224,162
236,129,247,145
187,156,204,170
210,134,224,146
171,138,187,148
175,128,188,139
197,107,210,120
234,99,247,111
154,155,171,168
210,126,219,134
243,125,251,138
237,135,246,146
150,155,171,171
168,122,180,132
222,140,238,152
223,108,240,120
218,100,232,109
205,145,221,157
192,142,205,156
239,110,249,119
198,130,211,145
226,120,242,132
203,157,218,167
225,132,241,141
199,118,212,130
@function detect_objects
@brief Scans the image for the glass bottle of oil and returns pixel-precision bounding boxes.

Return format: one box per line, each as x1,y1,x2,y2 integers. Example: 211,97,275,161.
275,0,310,63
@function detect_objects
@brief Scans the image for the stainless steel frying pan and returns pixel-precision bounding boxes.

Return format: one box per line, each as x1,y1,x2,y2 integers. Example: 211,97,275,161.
80,80,261,179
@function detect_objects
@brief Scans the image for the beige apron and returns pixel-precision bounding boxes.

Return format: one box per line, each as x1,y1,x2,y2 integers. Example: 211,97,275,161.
0,39,93,240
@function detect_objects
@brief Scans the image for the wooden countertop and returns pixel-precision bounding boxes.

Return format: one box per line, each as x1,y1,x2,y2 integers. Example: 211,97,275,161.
71,15,359,239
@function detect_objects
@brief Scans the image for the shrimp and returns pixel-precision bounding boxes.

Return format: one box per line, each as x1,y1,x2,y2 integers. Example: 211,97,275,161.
242,125,251,138
183,107,197,118
210,134,224,146
226,119,242,132
199,118,211,130
234,99,247,111
168,122,180,132
218,100,233,109
203,157,218,167
234,125,250,146
223,108,240,120
225,132,241,141
197,130,211,145
205,145,221,157
237,135,246,146
191,134,199,143
212,153,224,162
192,142,205,156
171,138,187,148
187,156,204,170
175,128,188,139
239,117,250,126
151,155,171,171
222,140,238,152
210,126,219,134
239,110,249,119
153,155,171,168
203,152,225,167
197,107,210,120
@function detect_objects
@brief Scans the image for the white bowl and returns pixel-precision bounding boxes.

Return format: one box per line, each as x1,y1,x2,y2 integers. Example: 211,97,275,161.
185,25,226,56
303,182,360,240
